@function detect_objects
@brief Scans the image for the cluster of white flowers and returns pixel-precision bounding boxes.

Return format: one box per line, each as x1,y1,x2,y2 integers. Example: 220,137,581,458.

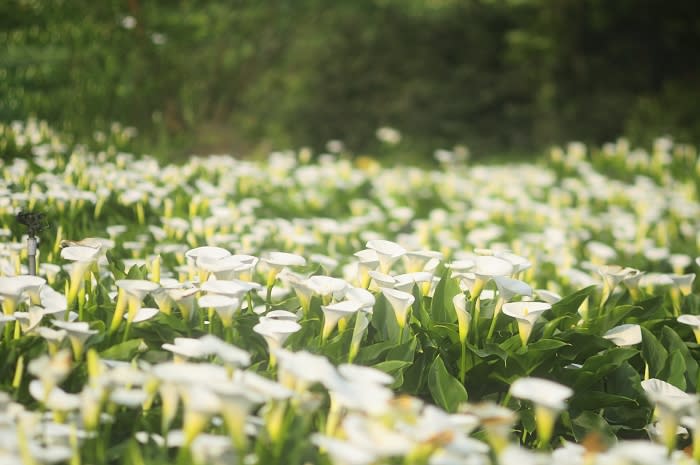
0,121,699,464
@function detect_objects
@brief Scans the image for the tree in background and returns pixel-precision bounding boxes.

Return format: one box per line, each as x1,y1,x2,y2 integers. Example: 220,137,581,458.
1,0,698,159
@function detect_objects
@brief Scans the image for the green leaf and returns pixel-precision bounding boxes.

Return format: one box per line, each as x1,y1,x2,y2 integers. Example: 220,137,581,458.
372,360,412,388
569,391,638,410
470,342,509,362
372,360,412,372
660,326,698,391
99,338,145,360
641,326,668,378
551,285,596,317
428,355,468,412
430,270,461,324
571,411,617,445
355,340,396,364
629,296,665,321
429,323,460,345
386,337,417,362
663,351,687,390
521,338,570,352
573,347,638,390
371,295,400,341
402,348,433,395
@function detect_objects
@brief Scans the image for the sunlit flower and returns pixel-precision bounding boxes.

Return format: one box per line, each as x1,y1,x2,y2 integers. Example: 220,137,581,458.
253,317,301,366
381,288,415,330
60,245,100,311
115,279,160,325
321,300,362,341
603,323,642,346
198,294,240,328
261,251,306,287
510,377,573,445
471,256,513,298
502,301,551,345
451,294,471,344
366,240,406,274
52,320,98,359
641,378,697,453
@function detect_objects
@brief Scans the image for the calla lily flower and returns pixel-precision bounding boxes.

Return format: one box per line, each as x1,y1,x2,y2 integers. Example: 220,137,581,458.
321,300,362,341
162,337,209,361
496,251,532,275
598,265,637,303
116,279,160,324
185,246,230,281
603,323,642,346
368,270,396,290
123,307,159,323
471,256,513,298
0,276,33,315
253,317,301,366
366,239,406,274
179,385,221,447
345,287,376,313
353,249,379,288
348,311,370,363
670,273,695,296
311,434,377,465
306,275,348,304
641,378,698,452
502,301,551,345
510,377,573,445
452,294,471,343
195,254,251,281
381,288,415,330
261,252,306,286
198,294,240,328
52,320,98,360
402,250,442,273
60,245,100,311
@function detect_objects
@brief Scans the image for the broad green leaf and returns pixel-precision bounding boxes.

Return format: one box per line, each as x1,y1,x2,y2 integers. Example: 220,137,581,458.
570,411,616,445
628,296,664,321
551,285,597,317
429,323,460,345
541,314,580,339
99,338,145,360
640,326,668,378
372,359,412,388
371,295,400,341
574,347,638,390
660,326,698,391
663,351,687,390
430,270,461,324
355,340,396,364
470,343,509,362
520,338,570,352
587,304,635,333
569,391,638,410
402,349,433,395
428,355,468,412
386,336,417,362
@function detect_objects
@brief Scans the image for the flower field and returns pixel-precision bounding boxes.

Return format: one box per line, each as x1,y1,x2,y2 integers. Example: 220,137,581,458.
1,120,700,464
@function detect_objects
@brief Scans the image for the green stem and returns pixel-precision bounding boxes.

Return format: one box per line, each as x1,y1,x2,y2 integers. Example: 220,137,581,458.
266,285,273,311
122,322,131,343
471,298,480,346
459,340,467,383
487,311,499,341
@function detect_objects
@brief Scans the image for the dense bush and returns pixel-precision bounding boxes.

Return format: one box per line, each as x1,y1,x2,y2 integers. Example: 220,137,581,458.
1,0,699,159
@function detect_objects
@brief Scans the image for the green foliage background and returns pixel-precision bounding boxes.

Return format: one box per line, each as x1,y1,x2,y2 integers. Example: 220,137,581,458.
1,0,699,159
